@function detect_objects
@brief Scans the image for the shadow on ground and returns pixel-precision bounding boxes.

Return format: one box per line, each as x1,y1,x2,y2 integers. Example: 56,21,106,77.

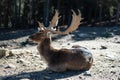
53,26,120,41
1,69,85,80
0,29,37,41
0,26,120,41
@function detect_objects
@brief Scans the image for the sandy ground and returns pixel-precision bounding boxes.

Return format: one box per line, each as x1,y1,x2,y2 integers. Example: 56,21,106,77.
0,26,120,80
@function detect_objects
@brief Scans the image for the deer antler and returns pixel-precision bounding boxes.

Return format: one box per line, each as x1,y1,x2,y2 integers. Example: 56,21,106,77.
37,9,82,34
48,9,60,29
49,9,82,34
38,22,46,30
37,10,59,31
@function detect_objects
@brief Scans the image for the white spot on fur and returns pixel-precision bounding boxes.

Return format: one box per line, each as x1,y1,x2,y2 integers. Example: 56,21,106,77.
80,48,92,62
72,47,92,62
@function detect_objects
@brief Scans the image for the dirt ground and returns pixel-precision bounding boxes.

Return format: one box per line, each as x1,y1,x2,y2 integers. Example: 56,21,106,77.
0,26,120,80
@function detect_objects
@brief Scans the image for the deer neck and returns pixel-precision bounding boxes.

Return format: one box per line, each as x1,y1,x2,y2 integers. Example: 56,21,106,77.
41,38,51,49
37,37,52,58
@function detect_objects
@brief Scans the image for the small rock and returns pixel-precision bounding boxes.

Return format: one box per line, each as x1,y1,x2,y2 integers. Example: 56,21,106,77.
9,49,31,56
110,71,116,74
34,55,40,58
105,53,116,61
43,76,51,80
17,59,30,64
9,50,22,56
72,45,81,48
40,62,44,66
79,76,83,79
6,63,16,69
100,54,104,56
83,71,92,76
111,65,115,68
116,41,120,43
0,49,9,58
100,45,107,49
25,50,32,53
60,43,62,45
92,48,96,50
67,43,70,45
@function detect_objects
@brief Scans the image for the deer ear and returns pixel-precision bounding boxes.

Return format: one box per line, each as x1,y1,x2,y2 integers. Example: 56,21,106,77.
47,32,51,37
38,27,40,31
38,27,45,31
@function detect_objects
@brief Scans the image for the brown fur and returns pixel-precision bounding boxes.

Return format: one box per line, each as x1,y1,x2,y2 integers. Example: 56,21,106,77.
29,30,93,72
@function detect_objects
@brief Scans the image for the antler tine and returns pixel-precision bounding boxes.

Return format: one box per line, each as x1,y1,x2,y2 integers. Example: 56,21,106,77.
49,10,82,34
48,9,59,29
78,9,81,17
71,9,76,17
38,21,46,30
78,9,84,21
65,10,78,33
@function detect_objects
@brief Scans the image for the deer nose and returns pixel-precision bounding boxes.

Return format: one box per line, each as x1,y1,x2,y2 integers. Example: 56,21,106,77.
28,35,34,40
28,36,33,42
29,36,32,39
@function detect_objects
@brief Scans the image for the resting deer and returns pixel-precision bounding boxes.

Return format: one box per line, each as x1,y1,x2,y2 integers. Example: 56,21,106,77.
29,10,93,72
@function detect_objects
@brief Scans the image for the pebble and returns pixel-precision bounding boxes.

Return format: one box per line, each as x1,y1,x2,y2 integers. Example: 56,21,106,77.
17,59,30,65
110,71,116,74
67,43,70,45
9,49,31,56
43,76,51,80
100,45,107,49
92,48,96,50
105,53,116,61
116,41,120,43
79,76,83,79
111,65,115,68
0,49,9,58
32,54,40,57
6,63,16,69
83,71,92,76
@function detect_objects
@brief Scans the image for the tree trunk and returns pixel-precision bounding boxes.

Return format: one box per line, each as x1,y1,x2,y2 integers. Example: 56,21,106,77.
116,4,120,26
13,0,17,28
43,0,50,27
99,4,102,26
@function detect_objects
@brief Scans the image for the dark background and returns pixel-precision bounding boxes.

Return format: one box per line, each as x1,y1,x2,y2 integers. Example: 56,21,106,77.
0,0,120,32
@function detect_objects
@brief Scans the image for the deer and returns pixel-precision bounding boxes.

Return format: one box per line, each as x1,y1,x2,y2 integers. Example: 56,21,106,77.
29,10,93,72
